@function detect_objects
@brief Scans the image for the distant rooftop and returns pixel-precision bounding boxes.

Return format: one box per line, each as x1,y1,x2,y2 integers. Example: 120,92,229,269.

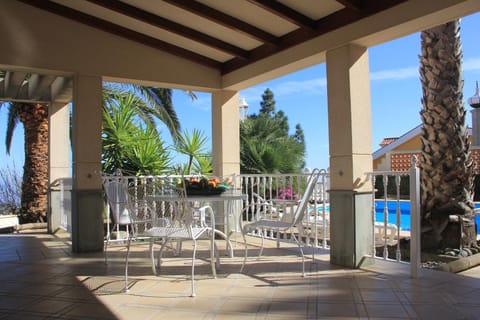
379,137,399,147
373,125,473,161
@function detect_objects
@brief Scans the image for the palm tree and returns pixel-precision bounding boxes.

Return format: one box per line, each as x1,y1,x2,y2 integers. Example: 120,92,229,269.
174,129,209,175
240,115,286,173
1,80,183,223
419,19,477,251
102,93,171,175
0,101,49,223
103,83,183,140
102,93,140,173
192,154,213,175
123,126,171,175
240,113,305,174
240,88,305,174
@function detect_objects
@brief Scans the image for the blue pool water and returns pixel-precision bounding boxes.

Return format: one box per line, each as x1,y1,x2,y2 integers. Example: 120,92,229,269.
375,201,480,235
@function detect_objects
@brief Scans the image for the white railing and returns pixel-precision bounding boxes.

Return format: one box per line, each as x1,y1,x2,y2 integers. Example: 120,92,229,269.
97,171,331,248
370,171,409,261
368,158,421,277
53,170,334,250
49,177,72,233
59,178,72,232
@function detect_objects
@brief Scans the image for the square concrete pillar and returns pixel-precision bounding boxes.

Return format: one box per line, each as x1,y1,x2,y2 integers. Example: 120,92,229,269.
48,101,71,233
211,90,241,233
211,90,241,178
326,44,374,268
329,191,373,267
71,74,104,253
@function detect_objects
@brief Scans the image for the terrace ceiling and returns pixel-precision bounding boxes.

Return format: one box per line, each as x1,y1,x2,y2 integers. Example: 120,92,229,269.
17,0,407,75
1,0,478,104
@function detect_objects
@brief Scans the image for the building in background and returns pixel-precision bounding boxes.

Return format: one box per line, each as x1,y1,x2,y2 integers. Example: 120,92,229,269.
373,83,480,174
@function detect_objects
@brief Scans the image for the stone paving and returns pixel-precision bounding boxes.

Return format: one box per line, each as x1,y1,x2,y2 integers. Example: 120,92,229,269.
1,231,480,319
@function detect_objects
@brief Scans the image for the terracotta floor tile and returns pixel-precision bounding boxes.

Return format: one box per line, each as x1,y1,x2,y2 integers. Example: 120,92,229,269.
364,303,410,318
2,233,480,320
309,302,359,318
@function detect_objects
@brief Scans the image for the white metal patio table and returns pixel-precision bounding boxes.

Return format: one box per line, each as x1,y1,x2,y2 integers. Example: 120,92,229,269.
150,190,247,257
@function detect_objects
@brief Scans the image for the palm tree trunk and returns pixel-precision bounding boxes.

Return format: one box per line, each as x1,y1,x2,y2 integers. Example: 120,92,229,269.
17,103,49,223
419,20,477,251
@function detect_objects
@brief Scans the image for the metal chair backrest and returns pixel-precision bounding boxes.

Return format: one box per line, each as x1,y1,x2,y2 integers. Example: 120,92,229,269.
161,177,198,237
291,168,321,227
103,175,132,226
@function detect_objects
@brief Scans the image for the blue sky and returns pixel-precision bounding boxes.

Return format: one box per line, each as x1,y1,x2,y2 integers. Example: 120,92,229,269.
1,12,480,172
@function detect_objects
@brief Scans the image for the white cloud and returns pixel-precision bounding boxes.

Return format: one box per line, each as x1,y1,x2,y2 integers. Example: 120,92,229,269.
369,56,480,82
240,87,265,104
239,55,480,103
241,77,326,104
189,93,211,112
464,57,480,71
370,66,418,81
273,78,327,96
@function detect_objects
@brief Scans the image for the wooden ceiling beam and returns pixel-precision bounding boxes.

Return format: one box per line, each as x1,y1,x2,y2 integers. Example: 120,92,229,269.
246,0,316,30
87,0,249,59
164,0,278,45
336,0,363,11
50,77,72,103
222,0,407,74
28,74,56,101
4,71,27,99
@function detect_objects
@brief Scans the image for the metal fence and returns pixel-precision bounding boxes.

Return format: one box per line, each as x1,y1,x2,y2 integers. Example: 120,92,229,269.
368,158,421,277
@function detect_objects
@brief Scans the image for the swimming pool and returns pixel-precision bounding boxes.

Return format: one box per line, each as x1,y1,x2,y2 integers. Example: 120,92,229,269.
375,200,480,235
315,201,480,235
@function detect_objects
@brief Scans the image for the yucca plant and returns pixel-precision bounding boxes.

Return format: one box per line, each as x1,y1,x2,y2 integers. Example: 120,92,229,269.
102,92,171,175
175,129,209,175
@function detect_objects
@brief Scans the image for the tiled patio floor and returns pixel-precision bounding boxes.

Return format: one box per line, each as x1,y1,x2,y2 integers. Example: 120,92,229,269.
1,231,480,319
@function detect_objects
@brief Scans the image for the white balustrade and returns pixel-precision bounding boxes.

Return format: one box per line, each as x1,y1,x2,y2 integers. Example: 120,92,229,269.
54,163,422,278
367,158,421,278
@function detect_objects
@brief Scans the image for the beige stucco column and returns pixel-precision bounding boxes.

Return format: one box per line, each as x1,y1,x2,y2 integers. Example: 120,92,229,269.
326,44,374,268
71,74,104,253
211,90,241,234
211,90,241,178
48,101,71,233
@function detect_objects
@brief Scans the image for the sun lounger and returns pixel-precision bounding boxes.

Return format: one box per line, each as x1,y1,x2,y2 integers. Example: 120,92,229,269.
374,221,398,246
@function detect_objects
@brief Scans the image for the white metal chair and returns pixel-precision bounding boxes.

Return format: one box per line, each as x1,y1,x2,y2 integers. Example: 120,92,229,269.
251,192,278,217
103,172,135,265
239,168,321,276
103,174,218,297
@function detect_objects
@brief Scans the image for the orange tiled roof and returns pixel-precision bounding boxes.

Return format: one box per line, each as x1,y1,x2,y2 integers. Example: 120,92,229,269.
379,137,399,147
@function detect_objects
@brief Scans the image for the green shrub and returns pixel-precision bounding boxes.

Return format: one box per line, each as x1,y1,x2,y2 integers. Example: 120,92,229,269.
374,174,410,199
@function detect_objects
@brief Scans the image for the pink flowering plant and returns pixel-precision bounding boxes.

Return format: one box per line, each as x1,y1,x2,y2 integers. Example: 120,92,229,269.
277,185,297,200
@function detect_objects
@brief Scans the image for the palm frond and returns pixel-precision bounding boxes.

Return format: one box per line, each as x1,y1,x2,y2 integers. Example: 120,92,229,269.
5,103,20,154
